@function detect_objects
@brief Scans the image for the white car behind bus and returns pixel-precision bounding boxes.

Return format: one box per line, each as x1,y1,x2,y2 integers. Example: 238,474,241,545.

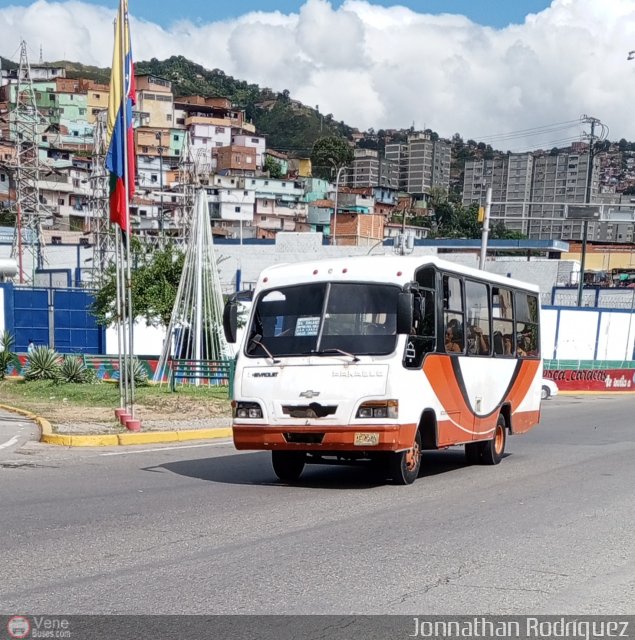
541,378,559,399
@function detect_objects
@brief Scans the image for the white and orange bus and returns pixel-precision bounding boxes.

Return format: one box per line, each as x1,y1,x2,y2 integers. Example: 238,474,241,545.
223,255,542,485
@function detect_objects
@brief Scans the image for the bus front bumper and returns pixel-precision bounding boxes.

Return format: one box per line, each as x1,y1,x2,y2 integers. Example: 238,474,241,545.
232,423,417,452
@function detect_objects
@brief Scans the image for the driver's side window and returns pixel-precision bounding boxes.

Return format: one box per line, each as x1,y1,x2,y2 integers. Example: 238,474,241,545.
404,268,437,369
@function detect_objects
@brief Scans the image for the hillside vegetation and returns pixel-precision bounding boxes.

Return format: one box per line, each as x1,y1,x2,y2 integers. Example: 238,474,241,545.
59,55,353,154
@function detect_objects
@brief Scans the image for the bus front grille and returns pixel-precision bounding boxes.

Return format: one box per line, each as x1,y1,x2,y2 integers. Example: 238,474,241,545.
281,404,337,418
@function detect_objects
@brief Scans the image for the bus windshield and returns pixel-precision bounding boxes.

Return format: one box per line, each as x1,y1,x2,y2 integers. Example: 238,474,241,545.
245,282,400,358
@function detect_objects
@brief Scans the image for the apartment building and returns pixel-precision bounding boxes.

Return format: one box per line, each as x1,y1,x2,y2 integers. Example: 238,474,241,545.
0,64,65,85
340,148,398,190
462,156,509,225
206,175,256,239
463,151,604,240
39,163,91,230
307,199,333,236
250,177,307,236
385,132,451,196
135,74,174,129
86,82,109,123
174,96,256,174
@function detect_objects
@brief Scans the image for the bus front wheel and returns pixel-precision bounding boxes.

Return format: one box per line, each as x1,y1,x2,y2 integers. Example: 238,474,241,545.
389,430,422,485
271,451,306,482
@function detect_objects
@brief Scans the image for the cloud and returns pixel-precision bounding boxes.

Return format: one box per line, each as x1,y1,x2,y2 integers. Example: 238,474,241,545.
1,0,634,150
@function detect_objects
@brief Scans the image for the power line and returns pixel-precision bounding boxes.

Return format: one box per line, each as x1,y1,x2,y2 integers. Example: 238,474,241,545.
472,119,582,142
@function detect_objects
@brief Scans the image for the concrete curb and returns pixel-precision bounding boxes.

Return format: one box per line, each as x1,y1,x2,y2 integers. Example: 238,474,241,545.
0,403,232,447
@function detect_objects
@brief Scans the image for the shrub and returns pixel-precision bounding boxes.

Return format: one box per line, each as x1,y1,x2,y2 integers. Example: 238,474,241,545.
60,356,97,384
0,330,17,379
115,358,149,386
24,346,62,382
132,358,149,386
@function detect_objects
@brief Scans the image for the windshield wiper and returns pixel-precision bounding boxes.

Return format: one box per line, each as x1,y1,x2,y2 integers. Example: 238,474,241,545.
247,334,280,364
311,348,360,363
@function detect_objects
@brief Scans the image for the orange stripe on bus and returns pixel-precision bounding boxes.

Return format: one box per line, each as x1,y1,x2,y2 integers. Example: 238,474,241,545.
422,355,540,438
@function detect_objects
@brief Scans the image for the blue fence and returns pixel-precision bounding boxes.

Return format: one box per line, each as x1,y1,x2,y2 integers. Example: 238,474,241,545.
1,283,105,354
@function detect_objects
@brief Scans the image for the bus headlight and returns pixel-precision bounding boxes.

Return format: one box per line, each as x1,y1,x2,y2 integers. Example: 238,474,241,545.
234,402,263,419
356,400,398,419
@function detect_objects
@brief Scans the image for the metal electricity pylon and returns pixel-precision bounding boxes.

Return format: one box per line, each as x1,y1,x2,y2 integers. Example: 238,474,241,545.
89,110,114,281
10,40,53,283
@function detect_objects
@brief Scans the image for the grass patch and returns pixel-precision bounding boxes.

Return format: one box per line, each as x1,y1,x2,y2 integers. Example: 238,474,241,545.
0,378,231,423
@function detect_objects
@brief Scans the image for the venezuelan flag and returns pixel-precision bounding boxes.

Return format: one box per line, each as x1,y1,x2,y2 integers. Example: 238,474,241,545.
106,0,136,232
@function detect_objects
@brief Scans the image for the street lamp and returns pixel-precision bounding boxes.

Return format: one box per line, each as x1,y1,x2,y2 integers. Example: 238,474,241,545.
329,160,347,246
155,131,164,243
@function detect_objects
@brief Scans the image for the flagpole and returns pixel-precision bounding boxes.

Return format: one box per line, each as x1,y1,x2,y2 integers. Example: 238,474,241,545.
119,0,135,418
114,227,125,410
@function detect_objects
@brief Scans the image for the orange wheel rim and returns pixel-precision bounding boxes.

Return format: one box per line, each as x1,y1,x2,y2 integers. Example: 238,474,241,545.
494,424,504,454
405,440,421,471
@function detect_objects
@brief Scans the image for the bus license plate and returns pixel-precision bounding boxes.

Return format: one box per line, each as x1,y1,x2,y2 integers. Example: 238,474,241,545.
354,432,379,446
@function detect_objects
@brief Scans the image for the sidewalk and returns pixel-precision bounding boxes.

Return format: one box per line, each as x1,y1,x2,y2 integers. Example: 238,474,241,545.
0,403,233,448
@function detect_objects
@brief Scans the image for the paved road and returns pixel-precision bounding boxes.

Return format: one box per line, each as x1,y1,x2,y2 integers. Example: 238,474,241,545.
1,395,633,615
0,408,39,457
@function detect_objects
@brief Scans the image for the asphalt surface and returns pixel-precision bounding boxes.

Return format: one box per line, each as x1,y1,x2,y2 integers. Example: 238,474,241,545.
0,408,39,456
0,395,633,615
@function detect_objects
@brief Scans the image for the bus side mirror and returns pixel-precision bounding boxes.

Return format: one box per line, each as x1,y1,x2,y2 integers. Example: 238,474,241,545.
396,292,413,334
223,298,238,344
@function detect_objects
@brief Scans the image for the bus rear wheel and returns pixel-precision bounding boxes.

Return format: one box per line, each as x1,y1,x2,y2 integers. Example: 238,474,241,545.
271,451,306,482
480,415,507,465
389,430,422,485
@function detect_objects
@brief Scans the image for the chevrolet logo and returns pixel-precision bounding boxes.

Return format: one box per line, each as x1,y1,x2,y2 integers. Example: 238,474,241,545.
299,390,320,399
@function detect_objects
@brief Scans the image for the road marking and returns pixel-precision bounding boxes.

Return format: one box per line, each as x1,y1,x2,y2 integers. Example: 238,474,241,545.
0,435,20,450
99,440,233,456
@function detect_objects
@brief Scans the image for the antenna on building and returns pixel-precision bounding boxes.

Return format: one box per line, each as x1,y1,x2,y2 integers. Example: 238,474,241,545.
10,40,53,283
39,44,43,64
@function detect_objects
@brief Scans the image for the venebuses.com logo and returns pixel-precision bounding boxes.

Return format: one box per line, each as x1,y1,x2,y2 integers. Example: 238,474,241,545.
6,615,71,639
7,616,31,639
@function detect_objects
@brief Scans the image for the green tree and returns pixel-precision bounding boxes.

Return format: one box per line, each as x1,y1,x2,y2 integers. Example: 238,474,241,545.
91,242,185,329
264,155,283,179
428,202,481,239
490,221,527,240
310,136,354,180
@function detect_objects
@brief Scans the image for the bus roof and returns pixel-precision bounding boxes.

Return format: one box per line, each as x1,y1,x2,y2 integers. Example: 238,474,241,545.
255,255,540,294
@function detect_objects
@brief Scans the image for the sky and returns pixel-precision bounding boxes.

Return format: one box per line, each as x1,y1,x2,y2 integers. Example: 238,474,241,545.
0,0,634,151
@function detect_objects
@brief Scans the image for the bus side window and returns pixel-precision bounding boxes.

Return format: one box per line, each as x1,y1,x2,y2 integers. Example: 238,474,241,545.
514,292,540,357
442,275,464,354
492,287,514,357
465,280,491,356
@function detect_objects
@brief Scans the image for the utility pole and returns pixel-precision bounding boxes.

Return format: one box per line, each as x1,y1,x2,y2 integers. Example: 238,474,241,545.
479,187,492,270
328,159,347,246
155,131,164,245
577,115,603,307
332,165,345,246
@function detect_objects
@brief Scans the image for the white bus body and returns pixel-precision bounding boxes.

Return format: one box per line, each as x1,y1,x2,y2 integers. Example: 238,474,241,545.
223,255,542,484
